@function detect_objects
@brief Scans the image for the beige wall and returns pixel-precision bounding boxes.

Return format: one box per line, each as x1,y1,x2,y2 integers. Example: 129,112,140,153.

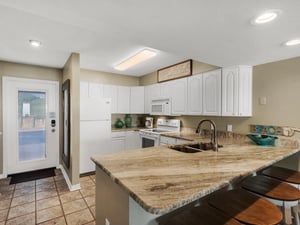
81,69,139,86
0,61,63,175
62,53,80,185
147,57,300,136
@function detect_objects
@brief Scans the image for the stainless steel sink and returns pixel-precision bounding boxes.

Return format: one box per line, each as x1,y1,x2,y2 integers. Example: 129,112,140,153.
169,142,223,153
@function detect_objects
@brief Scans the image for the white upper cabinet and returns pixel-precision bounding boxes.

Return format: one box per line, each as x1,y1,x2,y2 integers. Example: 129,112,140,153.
222,66,252,117
80,82,89,100
187,73,203,115
144,83,165,113
202,69,222,116
103,85,118,113
117,86,130,113
89,83,104,98
130,86,144,114
169,78,188,114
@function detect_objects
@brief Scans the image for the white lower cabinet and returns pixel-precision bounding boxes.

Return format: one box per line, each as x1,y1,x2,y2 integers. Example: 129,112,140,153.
111,131,126,152
112,131,141,152
125,131,141,150
160,136,190,145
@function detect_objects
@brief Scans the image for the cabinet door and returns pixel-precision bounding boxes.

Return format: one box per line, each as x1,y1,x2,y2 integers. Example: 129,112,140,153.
117,86,130,113
187,74,203,115
89,83,103,98
103,85,118,113
203,69,222,115
238,66,252,116
222,67,238,116
144,84,161,113
80,82,89,99
130,86,144,114
125,131,141,150
169,78,188,114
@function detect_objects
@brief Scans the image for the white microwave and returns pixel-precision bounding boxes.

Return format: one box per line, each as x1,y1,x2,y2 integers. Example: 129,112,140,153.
150,98,171,115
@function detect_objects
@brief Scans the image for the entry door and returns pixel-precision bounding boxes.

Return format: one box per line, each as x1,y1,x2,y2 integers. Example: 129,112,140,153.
3,77,59,175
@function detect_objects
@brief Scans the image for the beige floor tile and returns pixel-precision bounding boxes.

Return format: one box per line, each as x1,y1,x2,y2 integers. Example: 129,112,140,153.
84,195,95,207
11,193,35,207
37,196,60,211
65,208,94,225
84,221,96,225
15,180,35,190
0,199,11,210
62,198,87,215
80,180,95,188
8,202,35,219
0,208,8,222
0,190,13,199
59,190,82,203
14,186,35,197
36,182,56,192
90,206,96,219
6,212,35,225
0,221,4,225
36,188,58,200
55,180,68,188
0,178,11,185
37,205,63,224
54,175,65,182
37,216,66,225
79,176,92,182
0,184,15,192
36,177,55,186
80,186,95,197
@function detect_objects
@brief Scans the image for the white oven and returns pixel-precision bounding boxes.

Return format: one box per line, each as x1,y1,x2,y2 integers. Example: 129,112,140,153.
139,118,180,148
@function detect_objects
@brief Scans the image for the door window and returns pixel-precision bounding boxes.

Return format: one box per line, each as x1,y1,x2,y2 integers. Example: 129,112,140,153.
18,91,46,161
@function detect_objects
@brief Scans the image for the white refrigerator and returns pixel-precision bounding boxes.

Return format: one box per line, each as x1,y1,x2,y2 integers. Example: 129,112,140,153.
80,97,112,174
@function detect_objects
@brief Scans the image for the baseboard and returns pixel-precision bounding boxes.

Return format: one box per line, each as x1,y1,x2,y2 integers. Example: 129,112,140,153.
0,174,7,179
58,165,81,191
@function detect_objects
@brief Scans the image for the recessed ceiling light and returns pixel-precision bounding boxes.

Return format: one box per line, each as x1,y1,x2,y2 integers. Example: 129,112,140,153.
251,10,281,25
29,40,42,47
114,49,157,71
284,39,300,46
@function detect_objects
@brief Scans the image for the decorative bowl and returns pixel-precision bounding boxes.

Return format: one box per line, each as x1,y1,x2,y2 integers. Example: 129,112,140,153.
247,134,278,146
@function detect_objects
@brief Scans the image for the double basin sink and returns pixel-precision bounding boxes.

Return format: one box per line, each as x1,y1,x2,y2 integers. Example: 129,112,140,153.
169,142,223,153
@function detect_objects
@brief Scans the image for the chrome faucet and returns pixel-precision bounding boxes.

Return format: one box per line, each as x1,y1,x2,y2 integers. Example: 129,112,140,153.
195,119,218,151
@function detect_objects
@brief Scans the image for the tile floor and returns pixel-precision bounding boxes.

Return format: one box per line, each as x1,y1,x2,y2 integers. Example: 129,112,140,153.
0,169,96,225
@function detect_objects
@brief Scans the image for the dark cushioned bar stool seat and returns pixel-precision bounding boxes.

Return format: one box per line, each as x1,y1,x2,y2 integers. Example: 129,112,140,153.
241,175,300,225
209,188,282,225
162,204,241,225
262,166,300,187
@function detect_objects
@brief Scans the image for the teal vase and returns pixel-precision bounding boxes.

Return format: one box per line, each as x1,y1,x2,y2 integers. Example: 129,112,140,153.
115,118,124,128
124,114,132,128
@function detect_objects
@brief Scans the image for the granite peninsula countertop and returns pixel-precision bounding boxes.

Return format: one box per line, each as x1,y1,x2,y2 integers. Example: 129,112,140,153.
91,134,300,215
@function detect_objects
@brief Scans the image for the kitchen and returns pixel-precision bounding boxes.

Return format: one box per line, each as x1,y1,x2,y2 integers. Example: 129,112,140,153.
0,1,300,225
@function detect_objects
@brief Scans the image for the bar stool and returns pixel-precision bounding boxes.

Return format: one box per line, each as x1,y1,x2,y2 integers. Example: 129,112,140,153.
162,204,241,225
262,166,300,188
209,188,282,225
241,175,300,225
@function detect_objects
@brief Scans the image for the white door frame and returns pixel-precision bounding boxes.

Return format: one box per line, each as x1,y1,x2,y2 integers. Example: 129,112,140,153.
2,76,59,177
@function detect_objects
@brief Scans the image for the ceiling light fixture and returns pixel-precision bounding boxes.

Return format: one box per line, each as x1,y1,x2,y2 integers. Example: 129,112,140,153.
29,40,42,47
114,49,157,71
251,10,281,25
284,39,300,46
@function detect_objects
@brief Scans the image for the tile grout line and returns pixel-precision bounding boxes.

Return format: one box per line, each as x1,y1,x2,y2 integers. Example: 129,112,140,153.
53,172,68,225
4,181,15,223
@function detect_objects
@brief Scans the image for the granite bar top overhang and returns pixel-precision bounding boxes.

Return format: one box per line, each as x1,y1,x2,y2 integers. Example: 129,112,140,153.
91,136,300,215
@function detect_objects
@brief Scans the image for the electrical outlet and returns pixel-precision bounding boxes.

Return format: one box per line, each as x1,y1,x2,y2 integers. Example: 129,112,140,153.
105,218,110,225
227,124,233,132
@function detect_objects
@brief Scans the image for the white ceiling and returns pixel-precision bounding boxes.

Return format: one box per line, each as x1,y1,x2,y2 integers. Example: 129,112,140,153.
0,0,299,77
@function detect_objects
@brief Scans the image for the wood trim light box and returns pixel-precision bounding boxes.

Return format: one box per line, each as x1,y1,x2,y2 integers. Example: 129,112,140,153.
157,59,192,82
